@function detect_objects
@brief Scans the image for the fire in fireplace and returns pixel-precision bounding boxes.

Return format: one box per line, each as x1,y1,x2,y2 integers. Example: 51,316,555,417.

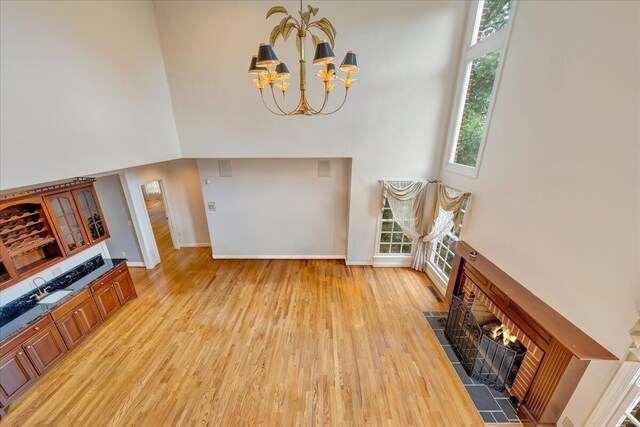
445,294,527,393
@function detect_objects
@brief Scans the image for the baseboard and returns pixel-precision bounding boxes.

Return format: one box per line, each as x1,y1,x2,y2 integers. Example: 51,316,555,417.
179,243,211,248
345,260,373,266
426,264,448,296
212,254,346,260
372,255,413,267
126,261,146,268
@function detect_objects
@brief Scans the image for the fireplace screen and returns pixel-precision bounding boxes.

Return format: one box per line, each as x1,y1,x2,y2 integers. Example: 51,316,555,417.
445,295,525,392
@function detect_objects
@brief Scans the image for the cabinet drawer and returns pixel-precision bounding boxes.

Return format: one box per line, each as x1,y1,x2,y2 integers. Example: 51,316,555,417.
0,316,53,358
50,289,92,321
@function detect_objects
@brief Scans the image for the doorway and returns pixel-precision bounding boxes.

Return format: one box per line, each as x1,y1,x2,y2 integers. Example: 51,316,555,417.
141,179,177,257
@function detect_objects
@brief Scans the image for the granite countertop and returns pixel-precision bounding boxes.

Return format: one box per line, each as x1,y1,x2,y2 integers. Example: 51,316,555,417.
0,256,127,342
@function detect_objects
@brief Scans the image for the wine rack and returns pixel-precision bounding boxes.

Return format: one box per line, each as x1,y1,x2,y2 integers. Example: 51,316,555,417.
0,201,64,285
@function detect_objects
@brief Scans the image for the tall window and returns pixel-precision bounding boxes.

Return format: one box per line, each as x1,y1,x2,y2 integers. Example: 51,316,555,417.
377,199,413,256
446,0,515,175
615,374,640,426
429,196,469,280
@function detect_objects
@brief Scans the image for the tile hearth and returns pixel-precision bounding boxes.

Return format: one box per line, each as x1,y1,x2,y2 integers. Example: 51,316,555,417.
423,311,521,425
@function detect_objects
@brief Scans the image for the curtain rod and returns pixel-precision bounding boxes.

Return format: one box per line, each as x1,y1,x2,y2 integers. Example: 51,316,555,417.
377,179,441,184
377,179,470,196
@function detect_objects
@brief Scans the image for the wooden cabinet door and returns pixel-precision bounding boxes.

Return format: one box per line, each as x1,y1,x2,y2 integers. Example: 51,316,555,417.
93,283,121,320
43,192,88,256
75,296,102,334
22,324,67,375
55,310,85,350
113,272,136,304
0,348,38,406
71,186,110,245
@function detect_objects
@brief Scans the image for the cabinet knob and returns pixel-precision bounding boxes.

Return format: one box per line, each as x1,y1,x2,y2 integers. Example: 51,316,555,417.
17,351,23,356
34,326,40,331
26,346,32,349
74,310,78,314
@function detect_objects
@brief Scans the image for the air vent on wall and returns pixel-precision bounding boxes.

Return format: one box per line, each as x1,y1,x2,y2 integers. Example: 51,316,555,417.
218,160,232,177
318,160,330,177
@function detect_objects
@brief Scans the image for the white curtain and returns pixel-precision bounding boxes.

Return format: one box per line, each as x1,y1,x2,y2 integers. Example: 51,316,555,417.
381,181,470,273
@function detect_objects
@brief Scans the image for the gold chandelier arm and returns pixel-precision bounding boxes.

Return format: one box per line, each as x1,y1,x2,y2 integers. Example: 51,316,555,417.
259,89,288,116
269,84,293,114
307,90,329,114
318,88,349,115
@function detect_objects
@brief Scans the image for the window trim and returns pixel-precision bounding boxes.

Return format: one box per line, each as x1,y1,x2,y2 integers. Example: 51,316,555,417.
443,0,519,178
374,198,416,259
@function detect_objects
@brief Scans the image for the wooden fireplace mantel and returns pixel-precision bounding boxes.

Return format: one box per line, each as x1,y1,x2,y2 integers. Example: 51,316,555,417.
446,241,617,426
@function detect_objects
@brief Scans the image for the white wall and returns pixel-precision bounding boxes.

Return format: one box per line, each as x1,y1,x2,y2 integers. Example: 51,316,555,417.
94,174,144,263
438,1,640,425
197,158,350,258
0,0,181,190
153,0,468,264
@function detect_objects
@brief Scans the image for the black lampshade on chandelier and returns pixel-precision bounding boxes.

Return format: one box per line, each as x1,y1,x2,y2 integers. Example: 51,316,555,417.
248,1,360,116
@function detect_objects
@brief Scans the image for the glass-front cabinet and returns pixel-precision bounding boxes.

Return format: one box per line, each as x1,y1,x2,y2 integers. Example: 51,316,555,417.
43,192,88,256
72,187,109,244
0,180,111,290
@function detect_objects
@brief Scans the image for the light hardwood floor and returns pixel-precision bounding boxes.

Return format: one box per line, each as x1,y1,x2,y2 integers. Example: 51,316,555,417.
2,200,498,426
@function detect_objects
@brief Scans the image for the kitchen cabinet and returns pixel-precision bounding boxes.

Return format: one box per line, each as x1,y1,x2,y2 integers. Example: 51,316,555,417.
0,264,136,417
92,281,122,320
21,323,67,376
0,197,64,287
52,290,102,350
0,178,111,291
71,187,109,245
113,271,137,304
43,191,88,256
0,348,38,408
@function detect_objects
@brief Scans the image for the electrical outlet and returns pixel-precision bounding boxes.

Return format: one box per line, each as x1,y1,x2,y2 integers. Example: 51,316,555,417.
51,267,62,276
121,251,127,257
208,202,216,211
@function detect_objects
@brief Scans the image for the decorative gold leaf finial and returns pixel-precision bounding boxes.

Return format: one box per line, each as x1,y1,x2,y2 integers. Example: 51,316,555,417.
266,6,288,19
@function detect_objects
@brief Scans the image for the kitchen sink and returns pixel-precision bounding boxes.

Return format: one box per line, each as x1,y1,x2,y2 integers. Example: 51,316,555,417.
37,290,73,304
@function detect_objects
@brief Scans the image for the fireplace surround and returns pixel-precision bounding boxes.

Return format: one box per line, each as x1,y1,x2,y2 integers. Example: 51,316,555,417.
445,294,527,394
445,241,617,426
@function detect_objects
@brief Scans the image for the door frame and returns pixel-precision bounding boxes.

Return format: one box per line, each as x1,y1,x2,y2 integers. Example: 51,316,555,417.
139,178,179,251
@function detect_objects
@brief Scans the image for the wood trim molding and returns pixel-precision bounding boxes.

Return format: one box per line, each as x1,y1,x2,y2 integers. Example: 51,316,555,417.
448,241,617,361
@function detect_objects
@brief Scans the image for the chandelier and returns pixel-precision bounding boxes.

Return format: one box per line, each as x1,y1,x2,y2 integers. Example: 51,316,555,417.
248,1,360,116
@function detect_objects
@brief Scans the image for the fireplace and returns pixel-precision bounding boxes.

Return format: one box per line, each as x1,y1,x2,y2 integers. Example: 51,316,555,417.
445,294,527,393
445,241,617,426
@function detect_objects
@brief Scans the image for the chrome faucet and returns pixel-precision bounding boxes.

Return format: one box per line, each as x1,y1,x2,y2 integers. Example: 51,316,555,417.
31,277,49,301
